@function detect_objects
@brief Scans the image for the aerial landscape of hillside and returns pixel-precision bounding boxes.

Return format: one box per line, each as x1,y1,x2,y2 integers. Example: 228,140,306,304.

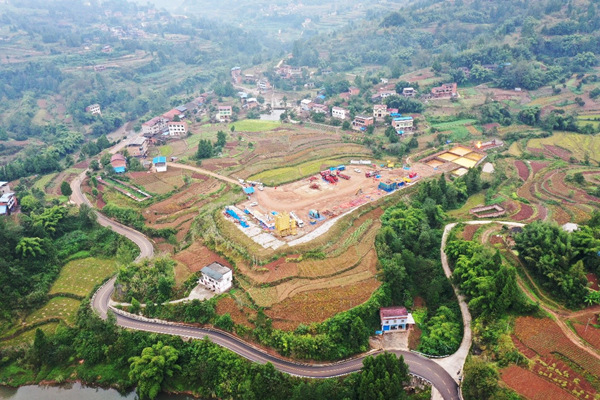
1,0,600,399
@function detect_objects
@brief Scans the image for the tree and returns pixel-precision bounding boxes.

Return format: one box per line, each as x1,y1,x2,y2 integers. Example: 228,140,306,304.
355,353,409,400
90,159,100,171
130,297,141,314
129,342,181,400
60,181,72,197
196,139,213,159
216,130,227,148
574,172,585,184
462,358,499,400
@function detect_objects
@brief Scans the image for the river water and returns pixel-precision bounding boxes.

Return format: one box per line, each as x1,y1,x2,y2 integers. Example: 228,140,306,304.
0,382,199,399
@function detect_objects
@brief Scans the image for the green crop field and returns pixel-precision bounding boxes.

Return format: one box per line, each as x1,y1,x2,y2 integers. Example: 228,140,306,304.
24,297,81,325
248,157,348,186
229,120,281,132
33,173,58,191
431,119,477,142
527,132,600,163
49,258,118,297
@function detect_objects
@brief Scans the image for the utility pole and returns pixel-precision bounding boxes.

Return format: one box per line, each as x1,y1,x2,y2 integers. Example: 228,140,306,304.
585,316,592,333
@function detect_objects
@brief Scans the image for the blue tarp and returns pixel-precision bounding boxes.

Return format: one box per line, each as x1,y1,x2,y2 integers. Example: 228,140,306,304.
243,187,255,194
113,166,126,173
153,156,166,164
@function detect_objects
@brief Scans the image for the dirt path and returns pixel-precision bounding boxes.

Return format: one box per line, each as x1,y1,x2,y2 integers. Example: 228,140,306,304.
169,163,243,187
464,221,600,362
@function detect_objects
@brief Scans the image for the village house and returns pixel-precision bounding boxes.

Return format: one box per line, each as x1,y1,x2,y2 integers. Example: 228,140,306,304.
153,156,167,173
167,121,188,136
392,116,414,131
0,181,10,195
126,137,148,157
217,106,233,122
431,83,458,98
199,262,233,294
277,64,304,79
162,108,185,121
380,306,415,332
300,98,312,111
0,192,17,216
85,103,102,116
352,115,374,131
110,153,127,173
373,104,389,119
243,74,257,84
244,98,260,110
142,116,168,137
311,103,329,114
331,106,348,120
402,87,416,97
257,78,271,91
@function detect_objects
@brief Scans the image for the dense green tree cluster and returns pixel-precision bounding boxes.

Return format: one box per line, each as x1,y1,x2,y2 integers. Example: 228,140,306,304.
116,257,176,304
514,220,596,307
445,240,530,317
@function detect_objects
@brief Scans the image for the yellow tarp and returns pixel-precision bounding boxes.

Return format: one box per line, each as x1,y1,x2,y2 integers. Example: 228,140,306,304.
448,146,473,156
453,157,478,169
438,152,460,162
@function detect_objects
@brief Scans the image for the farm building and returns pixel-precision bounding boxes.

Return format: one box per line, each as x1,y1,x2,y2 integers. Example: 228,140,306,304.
199,262,232,294
0,192,17,216
126,137,148,157
392,116,414,131
85,103,101,116
153,156,167,173
380,306,415,332
110,154,127,173
352,115,374,131
431,83,458,98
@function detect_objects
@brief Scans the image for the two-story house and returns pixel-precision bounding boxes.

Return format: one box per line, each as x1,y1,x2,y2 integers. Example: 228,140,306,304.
199,262,233,294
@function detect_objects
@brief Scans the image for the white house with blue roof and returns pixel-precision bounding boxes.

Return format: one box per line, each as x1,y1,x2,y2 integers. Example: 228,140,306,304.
199,262,232,294
153,156,167,173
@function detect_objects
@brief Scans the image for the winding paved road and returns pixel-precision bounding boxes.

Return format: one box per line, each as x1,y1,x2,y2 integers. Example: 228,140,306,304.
72,169,459,399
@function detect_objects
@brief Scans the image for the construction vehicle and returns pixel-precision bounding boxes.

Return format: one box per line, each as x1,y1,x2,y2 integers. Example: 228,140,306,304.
336,171,351,180
409,172,418,179
387,160,395,168
403,177,412,183
365,170,380,178
309,209,321,219
290,211,305,228
309,176,319,182
275,212,297,237
356,188,363,196
337,165,346,171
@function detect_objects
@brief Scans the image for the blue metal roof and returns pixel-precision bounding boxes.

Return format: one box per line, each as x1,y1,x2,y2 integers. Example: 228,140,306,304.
244,187,255,194
113,166,126,173
153,156,167,164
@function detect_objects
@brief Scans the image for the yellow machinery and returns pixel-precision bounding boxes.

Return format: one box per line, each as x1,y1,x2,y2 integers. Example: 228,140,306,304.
387,160,395,168
275,212,297,237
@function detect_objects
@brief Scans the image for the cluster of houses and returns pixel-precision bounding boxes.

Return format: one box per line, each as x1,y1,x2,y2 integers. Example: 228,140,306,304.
142,106,189,138
0,181,17,216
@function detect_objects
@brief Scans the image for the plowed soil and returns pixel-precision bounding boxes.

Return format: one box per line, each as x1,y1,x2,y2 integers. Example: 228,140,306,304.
501,365,577,400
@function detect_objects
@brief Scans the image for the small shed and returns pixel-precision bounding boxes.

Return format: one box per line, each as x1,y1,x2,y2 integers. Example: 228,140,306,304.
153,156,167,173
110,154,127,173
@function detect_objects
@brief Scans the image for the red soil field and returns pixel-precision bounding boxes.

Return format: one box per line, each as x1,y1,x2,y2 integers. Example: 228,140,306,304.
215,296,255,328
462,225,480,241
514,316,600,376
512,204,534,221
574,322,600,350
173,242,232,273
514,160,529,181
530,161,549,175
544,145,572,161
501,365,577,400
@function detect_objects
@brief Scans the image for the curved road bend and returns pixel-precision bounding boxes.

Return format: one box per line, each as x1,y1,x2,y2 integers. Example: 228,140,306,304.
73,169,459,399
92,277,458,398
